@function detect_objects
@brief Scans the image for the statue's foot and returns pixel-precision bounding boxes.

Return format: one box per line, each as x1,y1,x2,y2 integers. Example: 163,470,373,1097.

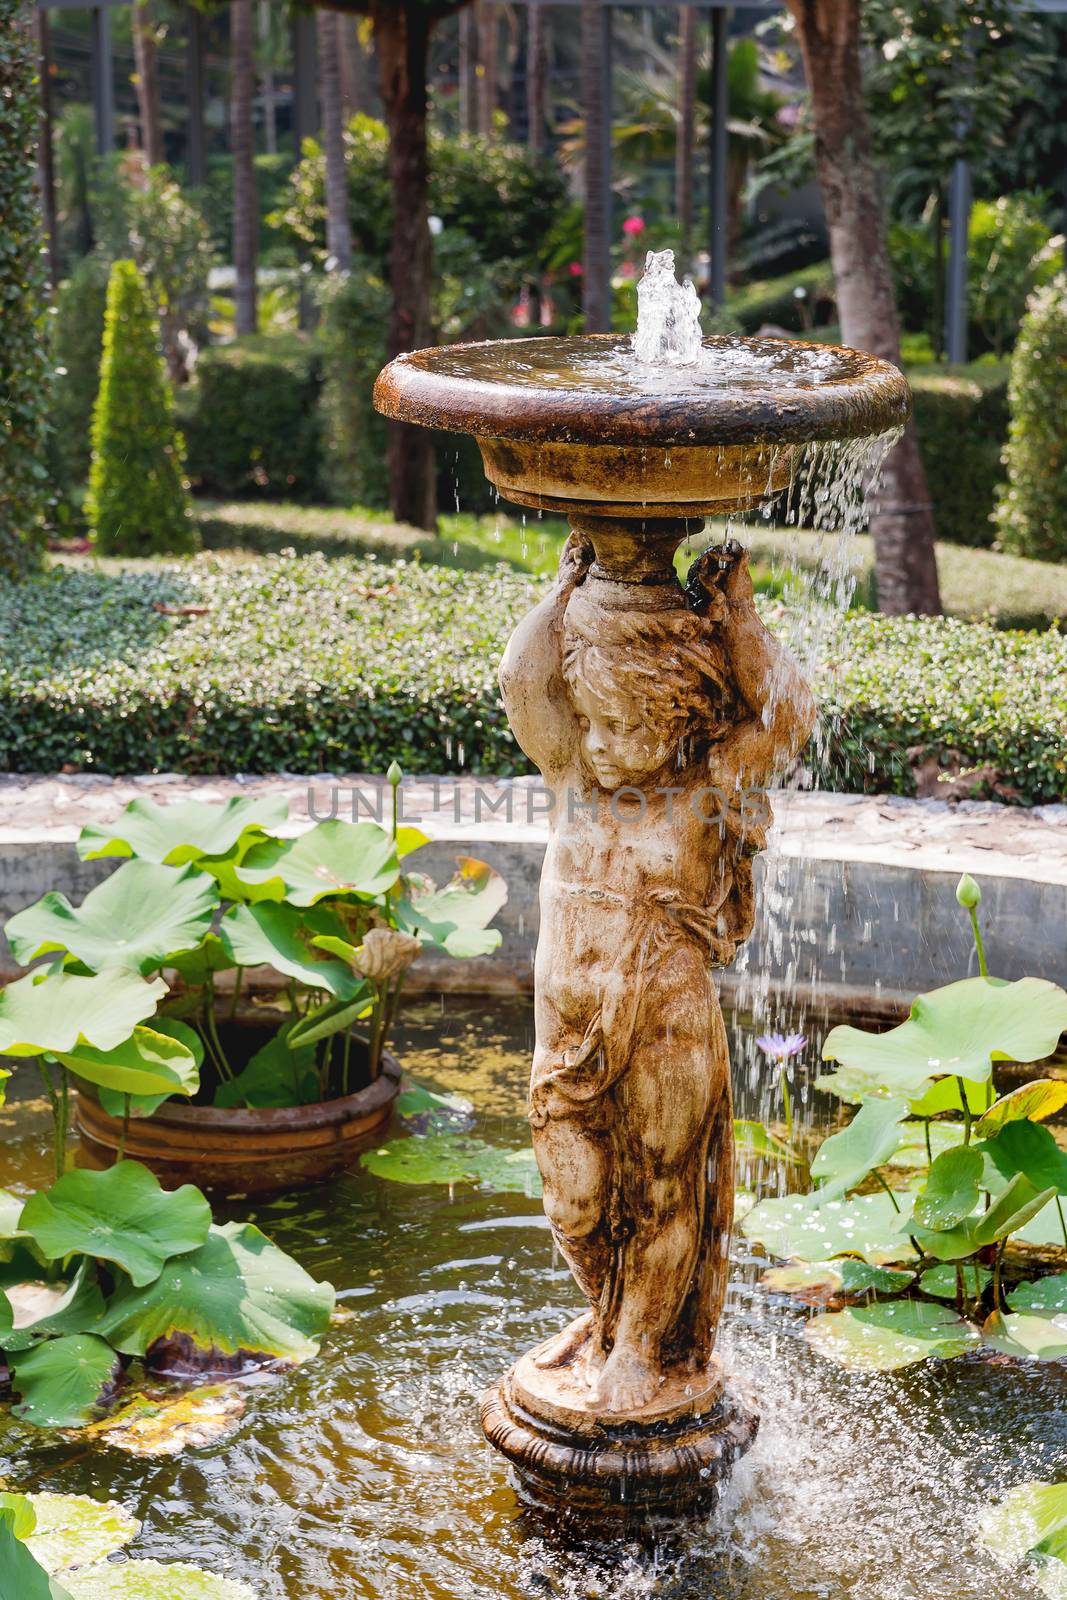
531,1312,594,1371
589,1343,662,1414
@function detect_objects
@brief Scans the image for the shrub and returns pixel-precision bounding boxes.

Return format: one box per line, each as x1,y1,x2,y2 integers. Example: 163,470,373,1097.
48,252,111,495
87,259,196,555
0,0,50,578
909,365,1009,548
1,554,1064,803
178,334,323,500
995,277,1067,564
317,266,390,507
727,263,836,334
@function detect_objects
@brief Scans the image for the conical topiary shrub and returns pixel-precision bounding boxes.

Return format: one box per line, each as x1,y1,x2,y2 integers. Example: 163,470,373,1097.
995,275,1067,564
87,258,197,555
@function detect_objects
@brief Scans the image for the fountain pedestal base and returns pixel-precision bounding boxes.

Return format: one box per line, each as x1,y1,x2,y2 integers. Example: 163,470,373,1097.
481,1317,758,1525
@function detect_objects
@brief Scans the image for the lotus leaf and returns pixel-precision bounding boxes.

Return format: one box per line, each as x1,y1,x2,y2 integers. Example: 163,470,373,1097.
979,1080,1067,1135
908,1076,992,1118
219,903,364,998
392,857,506,958
979,1121,1067,1197
163,935,236,985
92,1221,335,1366
822,977,1067,1094
12,1334,120,1427
734,1119,802,1165
81,1383,245,1457
909,1173,1057,1261
0,1513,71,1600
361,1134,543,1195
913,1146,985,1231
886,1121,966,1170
760,1259,913,1304
6,863,218,978
741,1190,917,1266
0,1494,36,1540
396,1084,475,1134
984,1311,1067,1361
98,1022,204,1121
77,795,288,867
920,1263,991,1301
24,1494,139,1572
62,1561,256,1599
284,993,373,1054
214,1024,319,1110
980,1481,1067,1569
1009,1274,1067,1315
809,1097,910,1197
0,970,165,1057
20,1164,211,1288
3,1259,106,1352
59,1025,199,1100
234,819,398,906
805,1299,981,1371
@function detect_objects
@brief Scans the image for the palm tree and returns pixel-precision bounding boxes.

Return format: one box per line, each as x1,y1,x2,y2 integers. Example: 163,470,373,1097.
339,17,371,116
477,1,498,136
785,0,941,615
675,7,697,261
526,4,547,156
259,0,278,156
458,5,477,133
132,0,164,166
230,0,257,335
319,10,354,271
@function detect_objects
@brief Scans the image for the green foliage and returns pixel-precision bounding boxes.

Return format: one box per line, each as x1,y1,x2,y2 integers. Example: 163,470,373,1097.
726,262,836,335
178,334,323,500
804,1300,980,1373
0,0,50,577
909,366,1009,548
48,254,111,497
87,260,195,555
23,1494,138,1574
360,1134,543,1194
980,1481,1067,1596
20,1164,211,1287
198,149,296,266
316,266,390,508
996,277,1067,562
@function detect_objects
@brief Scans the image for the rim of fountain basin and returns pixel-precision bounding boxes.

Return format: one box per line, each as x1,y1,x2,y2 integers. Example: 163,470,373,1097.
372,333,911,447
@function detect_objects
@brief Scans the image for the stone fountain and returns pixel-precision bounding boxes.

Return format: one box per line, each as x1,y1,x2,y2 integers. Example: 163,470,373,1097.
374,252,910,1523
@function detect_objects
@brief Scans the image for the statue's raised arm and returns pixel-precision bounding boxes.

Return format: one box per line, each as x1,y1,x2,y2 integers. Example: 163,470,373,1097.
497,532,592,783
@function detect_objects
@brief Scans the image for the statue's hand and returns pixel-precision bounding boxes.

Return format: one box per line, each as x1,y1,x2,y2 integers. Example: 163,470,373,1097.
559,531,594,592
685,539,754,619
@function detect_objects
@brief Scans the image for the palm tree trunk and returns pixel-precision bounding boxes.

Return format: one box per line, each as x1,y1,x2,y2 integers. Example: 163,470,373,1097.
786,0,941,616
230,0,257,335
373,0,436,530
132,0,165,166
259,0,277,156
458,5,477,133
339,16,371,117
319,10,353,271
581,0,610,332
477,1,497,136
676,7,697,261
526,4,546,155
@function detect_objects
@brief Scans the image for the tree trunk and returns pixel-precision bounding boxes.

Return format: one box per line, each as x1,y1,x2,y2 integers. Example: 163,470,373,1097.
259,0,277,156
319,10,354,271
230,0,257,335
676,6,697,261
458,5,477,133
373,1,436,530
339,16,371,117
132,0,165,166
581,0,609,332
477,1,497,136
786,0,940,616
526,4,546,156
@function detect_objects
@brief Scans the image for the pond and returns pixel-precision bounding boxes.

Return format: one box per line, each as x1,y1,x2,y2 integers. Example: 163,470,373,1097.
0,997,1057,1600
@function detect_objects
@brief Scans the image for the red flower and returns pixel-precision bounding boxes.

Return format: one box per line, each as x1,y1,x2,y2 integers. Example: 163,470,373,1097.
622,215,645,237
568,261,583,277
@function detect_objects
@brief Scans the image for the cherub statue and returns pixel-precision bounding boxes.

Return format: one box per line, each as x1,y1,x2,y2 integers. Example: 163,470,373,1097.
499,529,815,1415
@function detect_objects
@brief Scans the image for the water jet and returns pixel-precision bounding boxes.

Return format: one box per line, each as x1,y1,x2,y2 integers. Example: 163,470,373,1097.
374,251,910,1523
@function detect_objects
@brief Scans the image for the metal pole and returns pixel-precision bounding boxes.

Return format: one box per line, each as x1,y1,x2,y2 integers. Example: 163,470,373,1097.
708,3,729,309
186,2,206,186
944,155,971,365
292,11,318,149
89,5,114,156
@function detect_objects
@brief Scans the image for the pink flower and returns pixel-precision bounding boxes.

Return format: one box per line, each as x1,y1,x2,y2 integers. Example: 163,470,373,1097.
622,215,646,237
568,261,583,277
619,261,636,278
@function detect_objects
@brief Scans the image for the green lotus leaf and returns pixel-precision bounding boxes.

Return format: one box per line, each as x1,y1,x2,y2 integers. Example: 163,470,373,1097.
234,819,398,906
984,1311,1067,1362
1016,1196,1067,1249
0,1191,31,1266
734,1119,803,1165
62,1561,256,1600
58,1024,199,1100
0,1493,36,1540
979,1480,1067,1571
760,1259,913,1304
979,1080,1067,1135
92,1221,335,1367
219,903,362,997
395,826,430,860
396,1084,474,1134
886,1121,966,1170
6,863,218,978
284,991,373,1054
809,1097,910,1198
979,1121,1067,1197
213,1024,318,1110
920,1263,992,1301
0,970,166,1057
805,1299,981,1371
742,1190,917,1266
3,1259,107,1353
392,857,506,958
360,1134,543,1195
813,1064,892,1105
98,1022,203,1120
908,1076,992,1118
913,1146,985,1231
24,1493,139,1573
12,1334,120,1428
163,934,236,985
20,1164,211,1288
1009,1274,1067,1315
0,1512,71,1600
822,977,1067,1094
909,1173,1057,1260
77,795,289,867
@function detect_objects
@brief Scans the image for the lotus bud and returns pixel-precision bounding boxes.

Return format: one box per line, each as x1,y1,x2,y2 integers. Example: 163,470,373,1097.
386,760,403,788
956,874,981,910
353,927,420,980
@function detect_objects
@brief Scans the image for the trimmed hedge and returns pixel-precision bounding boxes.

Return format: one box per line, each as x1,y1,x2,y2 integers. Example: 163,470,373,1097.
727,263,836,335
996,277,1067,563
1,554,1064,803
909,365,1009,549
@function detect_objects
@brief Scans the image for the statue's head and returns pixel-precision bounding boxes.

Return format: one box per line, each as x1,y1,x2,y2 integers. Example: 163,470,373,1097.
561,585,735,790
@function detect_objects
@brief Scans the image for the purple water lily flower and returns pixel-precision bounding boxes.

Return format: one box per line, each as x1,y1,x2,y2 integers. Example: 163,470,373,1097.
755,1032,807,1063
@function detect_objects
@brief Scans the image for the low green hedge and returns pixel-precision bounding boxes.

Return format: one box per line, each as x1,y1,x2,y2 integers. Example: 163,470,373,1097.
909,365,1009,549
2,555,1064,802
727,263,836,335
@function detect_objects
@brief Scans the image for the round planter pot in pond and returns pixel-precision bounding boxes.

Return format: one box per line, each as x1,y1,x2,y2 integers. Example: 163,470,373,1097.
75,1019,402,1197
